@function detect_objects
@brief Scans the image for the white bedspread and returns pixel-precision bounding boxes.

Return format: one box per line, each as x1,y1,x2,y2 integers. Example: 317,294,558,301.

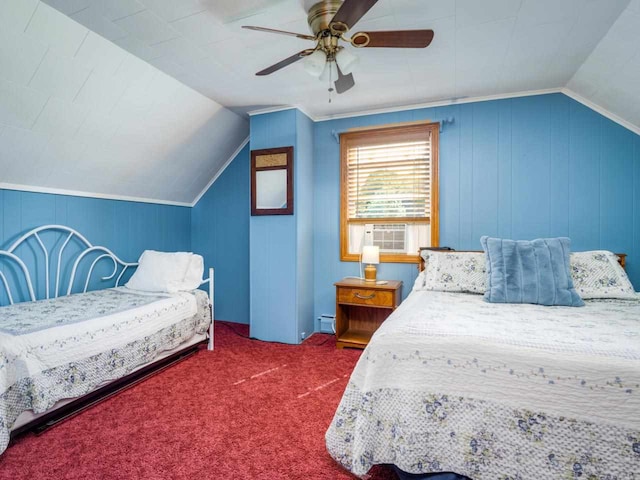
326,291,640,479
0,287,209,455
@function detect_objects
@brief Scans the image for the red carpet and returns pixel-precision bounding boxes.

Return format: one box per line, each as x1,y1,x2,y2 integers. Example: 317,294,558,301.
0,323,397,480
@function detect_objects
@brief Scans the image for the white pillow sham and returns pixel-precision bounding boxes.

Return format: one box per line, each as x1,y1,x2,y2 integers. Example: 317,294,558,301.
126,250,203,293
183,254,205,290
417,250,486,294
570,250,636,299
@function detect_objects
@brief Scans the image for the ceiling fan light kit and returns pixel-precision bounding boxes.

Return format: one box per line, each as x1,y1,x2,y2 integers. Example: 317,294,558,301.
304,49,328,77
243,0,434,95
319,60,339,82
335,48,358,75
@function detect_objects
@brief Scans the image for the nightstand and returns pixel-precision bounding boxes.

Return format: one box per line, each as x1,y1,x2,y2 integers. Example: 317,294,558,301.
334,278,403,349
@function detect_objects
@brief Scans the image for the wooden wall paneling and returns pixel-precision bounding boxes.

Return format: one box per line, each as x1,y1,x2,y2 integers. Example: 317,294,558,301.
548,94,570,237
511,96,551,239
471,101,500,244
599,119,634,254
458,104,474,248
568,101,601,248
192,144,250,325
249,110,298,343
631,136,640,284
438,105,461,247
497,99,513,239
0,189,190,304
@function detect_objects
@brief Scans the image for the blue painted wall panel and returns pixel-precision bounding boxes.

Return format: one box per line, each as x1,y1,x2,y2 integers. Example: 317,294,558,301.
511,96,551,239
250,110,299,343
0,189,191,305
5,93,638,335
295,110,315,340
632,137,640,287
458,104,475,247
471,101,499,241
599,119,634,254
191,144,250,325
568,101,601,249
497,100,513,238
548,95,570,237
313,93,640,322
438,105,461,247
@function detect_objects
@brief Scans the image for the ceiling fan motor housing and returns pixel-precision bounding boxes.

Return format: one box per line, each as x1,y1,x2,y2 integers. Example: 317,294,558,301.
307,0,344,36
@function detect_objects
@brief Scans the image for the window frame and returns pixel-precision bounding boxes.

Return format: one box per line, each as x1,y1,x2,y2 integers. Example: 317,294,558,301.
340,122,440,264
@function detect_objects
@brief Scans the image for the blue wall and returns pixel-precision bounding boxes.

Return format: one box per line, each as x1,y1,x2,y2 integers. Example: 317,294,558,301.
249,110,299,343
4,92,638,332
248,109,315,343
0,189,190,304
191,144,250,324
313,93,640,320
295,110,315,341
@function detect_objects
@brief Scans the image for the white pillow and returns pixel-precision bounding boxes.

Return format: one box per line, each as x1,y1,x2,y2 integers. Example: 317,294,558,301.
570,251,636,299
183,254,204,290
126,250,193,293
412,269,427,291
419,250,486,294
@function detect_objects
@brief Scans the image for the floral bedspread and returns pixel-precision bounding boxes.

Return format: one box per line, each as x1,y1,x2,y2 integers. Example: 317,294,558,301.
326,291,640,479
0,288,169,335
0,288,210,454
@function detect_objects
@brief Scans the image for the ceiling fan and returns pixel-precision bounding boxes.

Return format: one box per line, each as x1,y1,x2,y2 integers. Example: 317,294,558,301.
242,0,434,94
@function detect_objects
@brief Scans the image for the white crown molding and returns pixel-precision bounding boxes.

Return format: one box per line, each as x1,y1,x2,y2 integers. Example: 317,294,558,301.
247,104,315,121
244,89,640,137
247,105,296,116
0,183,192,207
246,88,565,122
561,88,640,136
313,88,564,122
191,136,250,207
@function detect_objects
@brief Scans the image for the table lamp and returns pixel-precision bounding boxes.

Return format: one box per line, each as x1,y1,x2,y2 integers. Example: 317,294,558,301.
362,245,380,282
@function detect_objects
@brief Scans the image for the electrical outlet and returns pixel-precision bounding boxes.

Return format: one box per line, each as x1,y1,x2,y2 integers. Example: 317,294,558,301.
300,331,306,340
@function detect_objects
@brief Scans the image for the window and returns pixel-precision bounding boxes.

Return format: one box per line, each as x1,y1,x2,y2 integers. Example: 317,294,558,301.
340,122,439,263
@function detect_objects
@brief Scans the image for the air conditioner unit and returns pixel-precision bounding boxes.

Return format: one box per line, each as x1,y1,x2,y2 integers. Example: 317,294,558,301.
365,223,408,253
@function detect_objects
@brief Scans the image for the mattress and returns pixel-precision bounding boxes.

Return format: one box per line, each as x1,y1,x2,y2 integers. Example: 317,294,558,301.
0,287,210,454
326,290,640,479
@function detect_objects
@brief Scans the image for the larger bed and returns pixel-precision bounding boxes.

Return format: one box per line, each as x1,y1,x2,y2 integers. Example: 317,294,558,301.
326,251,640,479
0,225,214,455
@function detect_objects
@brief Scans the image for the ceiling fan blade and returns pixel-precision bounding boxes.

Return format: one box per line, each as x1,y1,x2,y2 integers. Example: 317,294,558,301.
242,26,316,41
334,64,355,94
255,50,314,76
352,29,434,48
330,0,378,30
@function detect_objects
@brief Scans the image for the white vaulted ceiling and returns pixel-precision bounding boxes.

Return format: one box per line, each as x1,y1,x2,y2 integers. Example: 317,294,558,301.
568,0,640,130
0,0,248,205
35,0,636,124
1,0,639,205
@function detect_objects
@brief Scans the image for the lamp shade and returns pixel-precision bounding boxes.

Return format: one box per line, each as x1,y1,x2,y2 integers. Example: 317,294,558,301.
335,48,358,75
303,50,327,77
362,245,380,264
319,60,338,82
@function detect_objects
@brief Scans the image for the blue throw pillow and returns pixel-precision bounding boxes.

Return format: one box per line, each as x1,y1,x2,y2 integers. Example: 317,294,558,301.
480,236,584,307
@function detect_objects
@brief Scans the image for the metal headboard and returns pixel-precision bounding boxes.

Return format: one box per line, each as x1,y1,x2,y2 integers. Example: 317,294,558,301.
0,225,137,305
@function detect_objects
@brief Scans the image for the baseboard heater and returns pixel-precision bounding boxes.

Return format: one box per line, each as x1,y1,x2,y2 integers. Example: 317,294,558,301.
319,314,336,334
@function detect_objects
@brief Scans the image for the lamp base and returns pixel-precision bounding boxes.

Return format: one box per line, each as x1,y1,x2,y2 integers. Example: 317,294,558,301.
364,264,377,282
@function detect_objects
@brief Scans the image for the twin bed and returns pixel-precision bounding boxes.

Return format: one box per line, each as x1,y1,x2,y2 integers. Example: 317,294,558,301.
327,248,640,479
0,225,214,455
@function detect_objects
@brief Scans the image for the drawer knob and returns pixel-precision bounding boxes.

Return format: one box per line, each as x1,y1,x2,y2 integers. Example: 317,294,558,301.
354,292,375,300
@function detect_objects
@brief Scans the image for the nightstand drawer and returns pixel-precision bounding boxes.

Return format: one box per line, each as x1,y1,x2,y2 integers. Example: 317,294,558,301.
337,287,393,307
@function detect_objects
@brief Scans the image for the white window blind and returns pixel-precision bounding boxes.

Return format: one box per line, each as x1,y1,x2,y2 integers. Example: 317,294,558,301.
346,131,431,221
